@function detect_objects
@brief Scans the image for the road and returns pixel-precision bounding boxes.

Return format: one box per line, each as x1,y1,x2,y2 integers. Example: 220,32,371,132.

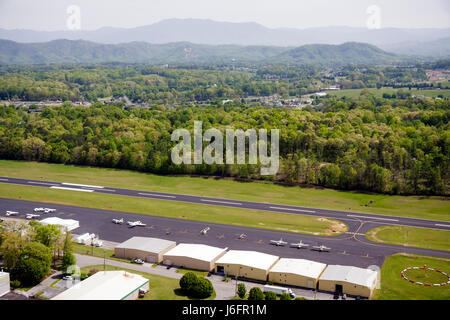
0,176,449,232
1,198,450,271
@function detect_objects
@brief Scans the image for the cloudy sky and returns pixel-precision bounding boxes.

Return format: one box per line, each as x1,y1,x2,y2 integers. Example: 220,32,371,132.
1,0,449,31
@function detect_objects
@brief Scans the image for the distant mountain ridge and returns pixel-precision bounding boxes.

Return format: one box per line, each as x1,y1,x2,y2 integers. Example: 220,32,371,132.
0,18,449,57
0,39,403,65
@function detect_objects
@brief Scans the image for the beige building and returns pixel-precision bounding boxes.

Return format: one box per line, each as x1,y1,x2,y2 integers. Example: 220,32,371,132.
215,250,279,282
52,271,149,300
163,243,228,271
0,272,10,297
114,237,176,263
318,265,379,298
268,258,327,289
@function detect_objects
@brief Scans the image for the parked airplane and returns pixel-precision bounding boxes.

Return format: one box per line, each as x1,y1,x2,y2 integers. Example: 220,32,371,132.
44,208,56,213
26,214,40,219
5,211,18,216
312,245,331,252
34,207,45,212
112,218,124,224
127,220,146,227
270,238,288,246
237,233,247,240
290,240,310,249
200,227,210,235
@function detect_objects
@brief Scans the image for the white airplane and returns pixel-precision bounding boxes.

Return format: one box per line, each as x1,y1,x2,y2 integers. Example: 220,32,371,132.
44,208,56,213
26,214,40,219
112,218,124,224
312,245,331,252
200,227,210,235
127,220,146,227
270,238,288,246
290,240,310,249
237,233,247,240
34,207,45,212
5,211,19,216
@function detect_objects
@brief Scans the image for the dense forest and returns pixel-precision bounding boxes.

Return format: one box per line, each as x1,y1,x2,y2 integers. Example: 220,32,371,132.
0,94,448,195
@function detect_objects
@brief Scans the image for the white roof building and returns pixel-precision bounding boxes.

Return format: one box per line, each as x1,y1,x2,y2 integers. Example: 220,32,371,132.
39,217,79,231
163,243,228,271
116,237,176,253
216,250,279,271
52,271,149,300
0,272,10,297
270,258,327,280
319,265,378,287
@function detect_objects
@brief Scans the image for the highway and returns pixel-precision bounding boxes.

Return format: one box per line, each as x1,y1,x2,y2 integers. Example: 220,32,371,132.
0,176,449,232
1,198,450,270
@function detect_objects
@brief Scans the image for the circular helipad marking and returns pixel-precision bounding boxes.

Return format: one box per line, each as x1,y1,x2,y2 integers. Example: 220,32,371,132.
401,265,450,286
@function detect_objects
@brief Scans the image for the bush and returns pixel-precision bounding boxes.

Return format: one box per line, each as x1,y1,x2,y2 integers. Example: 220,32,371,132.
264,291,277,300
280,293,292,300
179,272,198,292
10,280,21,289
295,297,308,300
248,287,265,300
237,283,246,299
88,268,99,277
191,277,214,298
80,273,88,280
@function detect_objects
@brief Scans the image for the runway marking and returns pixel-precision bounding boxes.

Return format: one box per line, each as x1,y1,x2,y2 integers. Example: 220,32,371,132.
138,193,176,198
28,181,59,186
269,206,316,213
347,214,398,222
50,186,94,192
435,224,450,228
93,188,116,192
200,199,242,205
345,232,365,236
0,178,9,181
62,182,104,189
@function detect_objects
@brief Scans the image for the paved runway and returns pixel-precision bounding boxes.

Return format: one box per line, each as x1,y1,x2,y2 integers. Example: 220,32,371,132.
1,198,449,270
1,176,449,232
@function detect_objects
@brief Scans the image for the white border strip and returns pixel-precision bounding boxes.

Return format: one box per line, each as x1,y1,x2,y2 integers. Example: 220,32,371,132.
50,186,94,192
138,192,176,198
435,224,450,228
201,199,242,205
347,214,398,222
269,206,316,213
62,183,104,189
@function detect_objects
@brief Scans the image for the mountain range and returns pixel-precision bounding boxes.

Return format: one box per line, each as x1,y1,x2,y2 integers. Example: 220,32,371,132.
1,18,449,57
0,39,404,66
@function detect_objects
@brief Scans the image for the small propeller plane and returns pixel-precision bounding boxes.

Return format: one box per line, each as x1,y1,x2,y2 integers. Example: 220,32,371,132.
34,207,45,212
270,238,288,246
44,208,56,213
112,218,124,224
5,211,19,216
312,245,331,252
290,240,310,249
127,220,146,227
237,233,247,240
26,213,40,219
200,227,210,235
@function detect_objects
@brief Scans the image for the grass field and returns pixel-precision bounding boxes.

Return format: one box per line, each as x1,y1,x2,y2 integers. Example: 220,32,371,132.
373,253,450,300
366,226,450,252
0,183,343,236
79,264,215,300
326,87,450,99
0,160,448,222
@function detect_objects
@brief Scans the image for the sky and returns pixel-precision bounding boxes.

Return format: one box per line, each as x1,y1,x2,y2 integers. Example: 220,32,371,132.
0,0,449,31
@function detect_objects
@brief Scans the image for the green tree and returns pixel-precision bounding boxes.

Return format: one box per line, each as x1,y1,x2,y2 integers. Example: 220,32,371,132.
264,291,277,300
280,293,292,300
237,283,246,299
15,242,52,286
248,287,265,300
61,251,76,273
179,272,198,293
191,277,214,299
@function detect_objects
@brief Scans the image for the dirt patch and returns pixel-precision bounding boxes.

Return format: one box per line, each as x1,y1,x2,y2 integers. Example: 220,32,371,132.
317,217,347,234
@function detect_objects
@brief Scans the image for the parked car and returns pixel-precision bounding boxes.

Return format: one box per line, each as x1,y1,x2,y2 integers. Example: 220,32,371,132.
133,258,144,264
63,275,73,281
